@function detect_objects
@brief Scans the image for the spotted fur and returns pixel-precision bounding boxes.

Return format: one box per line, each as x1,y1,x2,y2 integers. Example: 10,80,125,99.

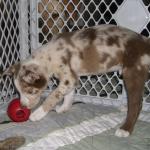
2,24,150,137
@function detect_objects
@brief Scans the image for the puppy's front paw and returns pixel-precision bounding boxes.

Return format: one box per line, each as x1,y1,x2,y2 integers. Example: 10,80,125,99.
115,129,130,137
55,105,70,114
29,106,48,121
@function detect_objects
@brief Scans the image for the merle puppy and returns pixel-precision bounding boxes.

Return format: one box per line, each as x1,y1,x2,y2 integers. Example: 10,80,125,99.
2,24,150,137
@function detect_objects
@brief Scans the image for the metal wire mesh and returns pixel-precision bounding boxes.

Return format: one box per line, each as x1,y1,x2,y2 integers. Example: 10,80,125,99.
0,0,150,105
0,0,20,104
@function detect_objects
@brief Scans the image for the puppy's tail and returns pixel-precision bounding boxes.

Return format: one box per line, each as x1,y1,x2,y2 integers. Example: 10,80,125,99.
0,136,25,150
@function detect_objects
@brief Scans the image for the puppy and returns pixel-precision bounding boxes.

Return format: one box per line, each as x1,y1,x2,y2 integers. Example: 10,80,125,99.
2,24,150,137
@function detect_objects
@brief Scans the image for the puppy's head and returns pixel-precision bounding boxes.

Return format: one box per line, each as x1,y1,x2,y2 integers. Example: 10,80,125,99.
2,62,48,109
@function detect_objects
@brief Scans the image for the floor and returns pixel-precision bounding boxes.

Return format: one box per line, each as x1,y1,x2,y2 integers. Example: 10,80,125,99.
0,102,150,150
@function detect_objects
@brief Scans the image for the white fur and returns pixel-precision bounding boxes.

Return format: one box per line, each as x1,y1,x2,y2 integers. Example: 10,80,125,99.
115,129,130,137
14,79,20,90
14,79,30,106
137,65,142,71
24,59,40,66
108,64,122,72
56,90,74,113
141,54,150,66
70,56,82,73
21,95,30,106
30,106,48,121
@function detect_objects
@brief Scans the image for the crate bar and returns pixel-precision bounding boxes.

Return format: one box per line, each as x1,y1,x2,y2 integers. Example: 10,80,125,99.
19,0,29,60
30,0,40,51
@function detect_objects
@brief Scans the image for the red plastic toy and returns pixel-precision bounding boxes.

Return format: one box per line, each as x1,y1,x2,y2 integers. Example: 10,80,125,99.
7,98,31,122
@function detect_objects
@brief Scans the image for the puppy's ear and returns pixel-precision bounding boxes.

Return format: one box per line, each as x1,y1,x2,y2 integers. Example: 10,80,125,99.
1,63,21,76
21,64,39,83
21,64,47,88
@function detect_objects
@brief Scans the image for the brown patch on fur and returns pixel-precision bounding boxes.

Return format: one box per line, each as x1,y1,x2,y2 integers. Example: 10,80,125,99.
107,26,117,32
56,32,75,47
30,74,47,89
122,33,128,37
55,91,62,99
32,55,35,59
20,73,47,93
20,65,47,92
56,42,64,51
67,50,72,59
57,47,63,51
107,35,120,47
78,28,97,44
79,52,84,59
61,57,68,65
82,46,100,73
13,63,21,77
64,80,69,85
124,36,150,68
48,57,51,61
120,35,150,133
121,66,148,133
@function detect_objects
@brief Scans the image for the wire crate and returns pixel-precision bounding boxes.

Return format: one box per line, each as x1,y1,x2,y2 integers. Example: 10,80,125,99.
0,0,150,110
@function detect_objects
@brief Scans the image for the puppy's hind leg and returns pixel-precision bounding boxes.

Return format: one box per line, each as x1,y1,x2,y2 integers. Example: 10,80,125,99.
115,66,148,137
56,89,75,113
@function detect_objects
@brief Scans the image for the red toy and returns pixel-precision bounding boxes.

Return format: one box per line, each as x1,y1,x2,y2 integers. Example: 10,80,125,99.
7,98,31,122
